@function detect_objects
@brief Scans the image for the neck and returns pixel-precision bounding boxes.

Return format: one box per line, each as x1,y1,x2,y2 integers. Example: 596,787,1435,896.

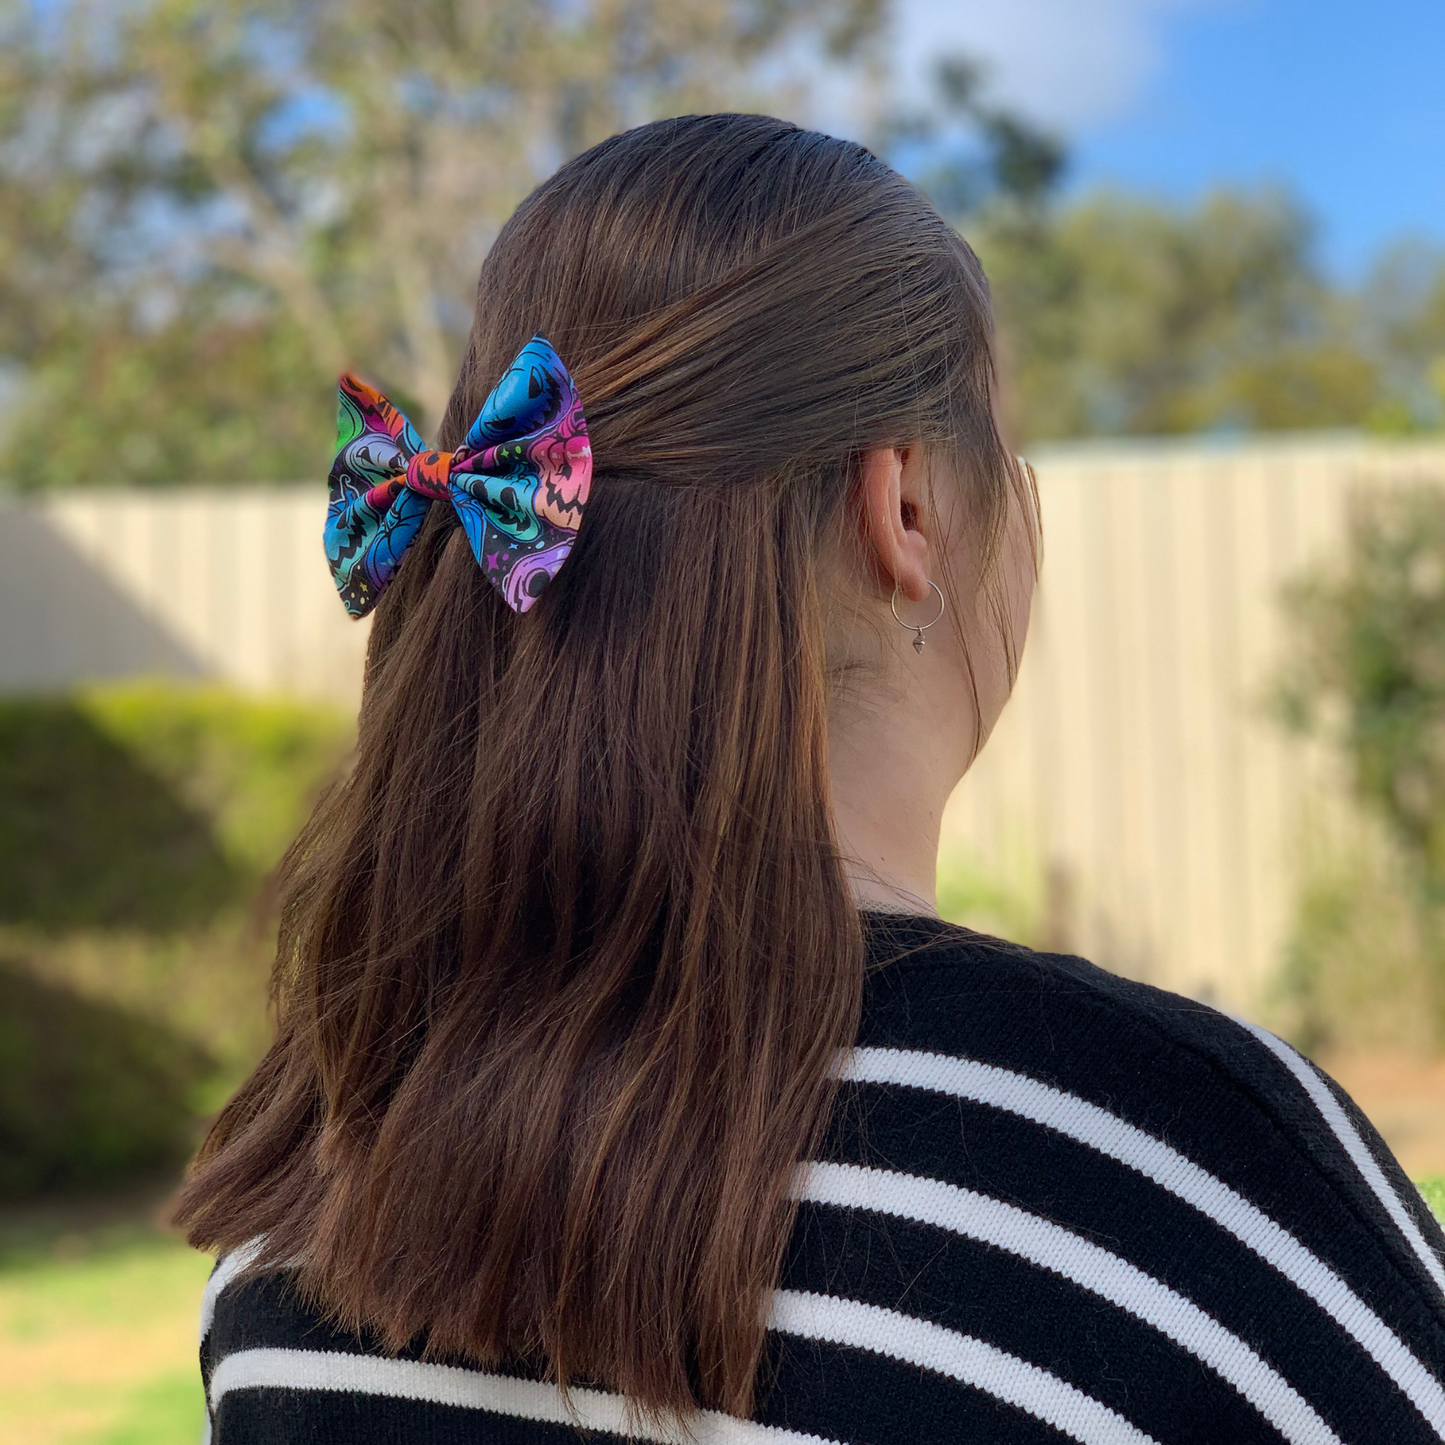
827,677,962,920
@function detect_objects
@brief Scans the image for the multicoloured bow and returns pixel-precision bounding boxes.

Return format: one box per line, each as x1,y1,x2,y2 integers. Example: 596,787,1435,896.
324,335,591,617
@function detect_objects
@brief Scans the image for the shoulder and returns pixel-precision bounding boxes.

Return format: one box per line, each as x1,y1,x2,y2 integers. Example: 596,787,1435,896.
859,911,1271,1087
791,916,1445,1438
861,913,1408,1163
852,913,1445,1327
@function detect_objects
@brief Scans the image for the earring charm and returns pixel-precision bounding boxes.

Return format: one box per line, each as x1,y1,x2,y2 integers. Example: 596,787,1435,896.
890,579,946,653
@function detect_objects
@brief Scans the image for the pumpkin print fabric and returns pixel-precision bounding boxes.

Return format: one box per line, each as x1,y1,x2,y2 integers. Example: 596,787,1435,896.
324,335,592,617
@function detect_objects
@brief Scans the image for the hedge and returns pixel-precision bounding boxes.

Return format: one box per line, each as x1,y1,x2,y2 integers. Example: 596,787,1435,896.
0,683,352,931
0,966,213,1196
0,681,352,1198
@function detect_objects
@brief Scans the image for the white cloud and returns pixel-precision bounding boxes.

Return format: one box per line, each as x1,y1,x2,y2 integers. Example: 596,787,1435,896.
891,0,1223,133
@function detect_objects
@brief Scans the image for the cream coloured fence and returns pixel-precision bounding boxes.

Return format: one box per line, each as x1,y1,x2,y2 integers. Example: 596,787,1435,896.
942,435,1445,1009
0,487,370,704
4,435,1445,1006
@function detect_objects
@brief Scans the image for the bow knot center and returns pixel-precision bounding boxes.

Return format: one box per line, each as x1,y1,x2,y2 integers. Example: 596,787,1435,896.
404,450,454,499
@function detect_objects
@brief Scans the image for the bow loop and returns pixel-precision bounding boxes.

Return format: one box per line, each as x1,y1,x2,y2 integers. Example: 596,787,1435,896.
324,337,591,618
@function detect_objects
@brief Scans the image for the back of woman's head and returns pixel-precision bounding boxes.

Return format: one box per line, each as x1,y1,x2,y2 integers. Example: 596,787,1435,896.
177,113,1017,1423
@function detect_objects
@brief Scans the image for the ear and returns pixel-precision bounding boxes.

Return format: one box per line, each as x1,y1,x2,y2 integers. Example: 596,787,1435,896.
857,446,932,603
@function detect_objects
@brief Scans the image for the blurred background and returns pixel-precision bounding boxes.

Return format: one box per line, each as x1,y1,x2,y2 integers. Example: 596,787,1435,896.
2,0,1444,1439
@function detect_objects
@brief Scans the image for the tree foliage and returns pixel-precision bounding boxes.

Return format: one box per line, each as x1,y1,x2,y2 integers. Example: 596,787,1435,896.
969,192,1444,444
0,0,879,484
1,4,1443,484
889,56,1445,446
882,54,1067,219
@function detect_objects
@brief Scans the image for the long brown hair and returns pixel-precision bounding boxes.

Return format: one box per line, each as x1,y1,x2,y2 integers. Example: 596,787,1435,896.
176,114,1018,1422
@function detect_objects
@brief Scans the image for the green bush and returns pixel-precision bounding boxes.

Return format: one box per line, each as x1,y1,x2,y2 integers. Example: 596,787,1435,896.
0,683,353,931
0,681,352,1198
74,683,353,878
1275,487,1445,893
0,700,239,931
0,966,212,1198
936,844,1042,945
1272,487,1445,1050
1267,818,1440,1057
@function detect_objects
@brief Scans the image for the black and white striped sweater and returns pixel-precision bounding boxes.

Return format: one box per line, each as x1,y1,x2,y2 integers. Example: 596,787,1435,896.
200,913,1445,1443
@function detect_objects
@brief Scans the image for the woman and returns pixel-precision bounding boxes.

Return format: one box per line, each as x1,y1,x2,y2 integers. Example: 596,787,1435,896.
180,114,1445,1444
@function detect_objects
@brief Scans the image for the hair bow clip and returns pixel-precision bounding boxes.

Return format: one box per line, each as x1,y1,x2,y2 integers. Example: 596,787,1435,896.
324,335,592,618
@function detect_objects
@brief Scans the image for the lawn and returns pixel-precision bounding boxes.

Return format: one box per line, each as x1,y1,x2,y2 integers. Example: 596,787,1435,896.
0,1192,211,1445
3,1179,1445,1444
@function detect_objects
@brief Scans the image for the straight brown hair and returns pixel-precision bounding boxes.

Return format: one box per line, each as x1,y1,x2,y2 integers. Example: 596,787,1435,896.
176,114,1020,1424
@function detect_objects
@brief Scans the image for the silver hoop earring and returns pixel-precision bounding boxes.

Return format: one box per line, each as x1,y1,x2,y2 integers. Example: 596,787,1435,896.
890,579,946,653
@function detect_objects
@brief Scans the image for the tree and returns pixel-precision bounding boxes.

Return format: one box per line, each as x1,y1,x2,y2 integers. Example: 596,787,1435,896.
968,188,1381,442
868,59,1400,446
877,54,1066,221
1357,240,1445,433
8,2,1441,481
0,0,882,484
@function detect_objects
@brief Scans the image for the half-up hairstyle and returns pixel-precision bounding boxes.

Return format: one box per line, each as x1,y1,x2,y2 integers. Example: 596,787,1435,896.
176,113,1024,1424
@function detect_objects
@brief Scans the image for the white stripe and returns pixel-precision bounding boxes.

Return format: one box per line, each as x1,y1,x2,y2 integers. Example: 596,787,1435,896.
769,1289,1158,1445
199,1238,265,1345
840,1045,1445,1436
208,1301,1153,1445
799,1161,1340,1445
1236,1018,1445,1299
209,1346,838,1445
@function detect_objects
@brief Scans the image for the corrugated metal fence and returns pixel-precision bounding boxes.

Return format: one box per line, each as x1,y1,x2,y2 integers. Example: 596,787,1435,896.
0,488,370,703
5,434,1445,1006
942,435,1445,1008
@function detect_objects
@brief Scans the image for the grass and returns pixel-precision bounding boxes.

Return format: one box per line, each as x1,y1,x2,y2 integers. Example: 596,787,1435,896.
0,1187,211,1445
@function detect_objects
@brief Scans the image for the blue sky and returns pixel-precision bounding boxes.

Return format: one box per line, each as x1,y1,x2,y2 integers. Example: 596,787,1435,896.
889,0,1445,279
